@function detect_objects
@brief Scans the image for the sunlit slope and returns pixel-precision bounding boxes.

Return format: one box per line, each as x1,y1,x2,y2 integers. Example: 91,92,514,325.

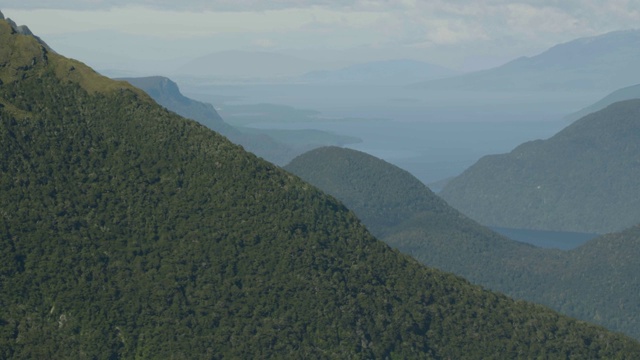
440,99,640,234
2,18,640,358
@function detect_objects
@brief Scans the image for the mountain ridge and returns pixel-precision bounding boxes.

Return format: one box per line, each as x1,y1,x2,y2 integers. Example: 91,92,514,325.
2,15,640,358
119,75,360,165
440,98,640,234
285,145,640,339
413,29,640,92
565,83,640,122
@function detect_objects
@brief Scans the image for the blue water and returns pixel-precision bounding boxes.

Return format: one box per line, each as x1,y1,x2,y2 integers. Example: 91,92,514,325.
184,83,595,185
250,119,566,185
491,227,599,250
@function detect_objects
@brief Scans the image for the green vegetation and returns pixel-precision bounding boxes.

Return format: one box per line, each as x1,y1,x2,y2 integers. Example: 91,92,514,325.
285,146,640,339
120,76,360,165
440,99,640,234
119,76,232,132
2,18,640,358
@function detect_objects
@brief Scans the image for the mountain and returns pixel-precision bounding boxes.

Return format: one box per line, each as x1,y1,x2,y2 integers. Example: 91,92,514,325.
118,76,231,132
1,11,54,53
285,146,640,339
440,99,640,234
300,59,458,85
284,147,546,289
565,83,640,122
119,76,358,165
414,30,640,92
3,17,640,358
174,50,329,80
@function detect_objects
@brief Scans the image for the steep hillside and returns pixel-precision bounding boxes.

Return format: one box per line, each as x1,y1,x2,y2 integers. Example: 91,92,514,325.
440,99,640,234
120,76,358,165
546,226,640,338
2,17,640,358
414,30,640,92
284,147,548,289
119,76,232,132
565,83,640,122
285,146,640,339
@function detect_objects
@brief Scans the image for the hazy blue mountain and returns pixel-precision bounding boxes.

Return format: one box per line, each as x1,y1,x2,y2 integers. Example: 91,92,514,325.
299,59,458,85
565,83,640,122
440,99,640,234
5,17,640,358
174,50,330,79
414,30,640,92
285,145,640,339
119,76,359,165
120,76,233,133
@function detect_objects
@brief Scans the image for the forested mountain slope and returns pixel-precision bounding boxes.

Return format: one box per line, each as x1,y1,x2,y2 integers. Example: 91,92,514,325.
286,146,640,339
2,17,640,358
440,99,640,234
119,76,299,165
284,146,546,290
119,76,231,132
120,76,360,165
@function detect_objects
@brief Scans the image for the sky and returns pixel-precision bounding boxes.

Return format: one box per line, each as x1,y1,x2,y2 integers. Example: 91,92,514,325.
3,1,640,76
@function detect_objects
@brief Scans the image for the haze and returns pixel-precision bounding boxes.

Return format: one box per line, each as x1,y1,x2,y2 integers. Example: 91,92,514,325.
7,1,640,74
5,1,640,185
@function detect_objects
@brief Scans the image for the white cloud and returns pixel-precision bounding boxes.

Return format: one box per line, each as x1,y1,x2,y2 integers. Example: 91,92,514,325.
3,1,639,72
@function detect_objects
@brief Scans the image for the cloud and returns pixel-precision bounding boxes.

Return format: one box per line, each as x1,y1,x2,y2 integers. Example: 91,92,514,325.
3,0,388,11
4,1,639,72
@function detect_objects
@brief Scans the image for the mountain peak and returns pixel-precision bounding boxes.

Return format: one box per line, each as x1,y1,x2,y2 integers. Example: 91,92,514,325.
3,15,55,54
6,18,32,36
0,18,144,97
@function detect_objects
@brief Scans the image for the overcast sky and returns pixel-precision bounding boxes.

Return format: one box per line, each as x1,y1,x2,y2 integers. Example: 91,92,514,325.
3,1,640,75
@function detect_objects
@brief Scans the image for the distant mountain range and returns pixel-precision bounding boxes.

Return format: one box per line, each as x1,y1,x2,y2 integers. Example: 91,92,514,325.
174,50,331,79
414,30,640,92
440,98,640,234
119,76,359,165
565,83,640,122
174,51,459,85
6,16,640,358
299,59,458,85
285,146,640,339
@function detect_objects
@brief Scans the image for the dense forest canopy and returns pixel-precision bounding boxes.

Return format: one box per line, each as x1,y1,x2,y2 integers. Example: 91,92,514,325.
1,17,640,359
286,146,640,340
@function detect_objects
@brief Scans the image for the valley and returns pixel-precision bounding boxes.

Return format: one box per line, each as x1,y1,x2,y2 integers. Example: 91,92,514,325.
3,6,640,358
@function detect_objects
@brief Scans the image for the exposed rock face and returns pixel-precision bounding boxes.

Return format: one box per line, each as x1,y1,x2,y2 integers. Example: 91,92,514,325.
5,16,55,53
